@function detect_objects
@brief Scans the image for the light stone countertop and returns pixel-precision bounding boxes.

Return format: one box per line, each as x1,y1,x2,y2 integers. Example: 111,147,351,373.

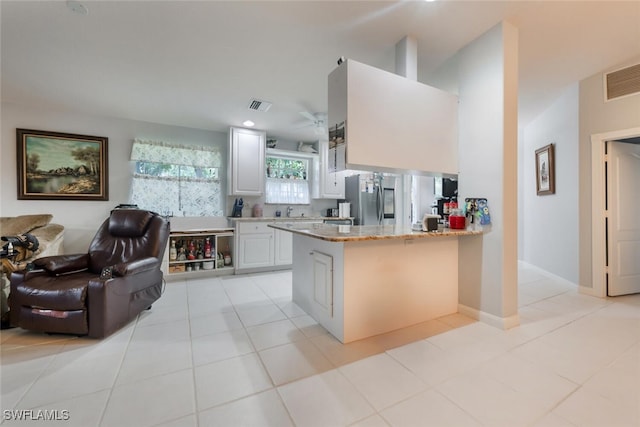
227,216,352,222
268,223,483,242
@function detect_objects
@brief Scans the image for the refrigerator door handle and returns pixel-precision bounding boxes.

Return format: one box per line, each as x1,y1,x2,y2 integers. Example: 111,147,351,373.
376,184,383,224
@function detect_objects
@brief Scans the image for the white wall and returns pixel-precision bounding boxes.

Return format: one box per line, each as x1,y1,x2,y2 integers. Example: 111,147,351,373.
1,102,227,253
455,22,519,326
578,56,640,291
521,84,579,284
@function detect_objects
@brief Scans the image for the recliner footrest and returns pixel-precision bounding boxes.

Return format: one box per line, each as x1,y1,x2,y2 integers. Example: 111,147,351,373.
17,306,88,335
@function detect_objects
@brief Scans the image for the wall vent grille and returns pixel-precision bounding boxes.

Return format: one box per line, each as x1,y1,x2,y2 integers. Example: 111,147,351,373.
248,99,273,112
605,63,640,100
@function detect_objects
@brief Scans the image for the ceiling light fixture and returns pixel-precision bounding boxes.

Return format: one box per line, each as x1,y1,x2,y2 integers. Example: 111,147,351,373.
242,120,255,127
66,0,89,15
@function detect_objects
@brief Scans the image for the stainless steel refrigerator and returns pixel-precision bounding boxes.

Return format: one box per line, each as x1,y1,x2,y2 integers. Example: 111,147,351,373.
345,173,396,225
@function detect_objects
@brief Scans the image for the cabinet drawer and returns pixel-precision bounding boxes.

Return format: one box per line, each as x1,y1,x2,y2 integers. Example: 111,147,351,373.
238,221,273,234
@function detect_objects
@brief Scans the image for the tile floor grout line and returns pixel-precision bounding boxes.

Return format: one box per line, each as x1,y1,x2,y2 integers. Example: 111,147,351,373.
96,310,143,427
181,277,201,427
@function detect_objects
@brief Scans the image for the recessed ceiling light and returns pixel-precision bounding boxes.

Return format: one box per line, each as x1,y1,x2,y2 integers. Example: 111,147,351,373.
66,0,89,15
243,120,255,127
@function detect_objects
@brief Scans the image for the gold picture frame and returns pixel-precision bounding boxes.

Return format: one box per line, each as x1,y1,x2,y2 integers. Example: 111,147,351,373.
17,129,109,201
535,143,555,195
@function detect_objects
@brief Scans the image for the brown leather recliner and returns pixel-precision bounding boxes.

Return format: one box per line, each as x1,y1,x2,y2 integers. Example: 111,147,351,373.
9,209,169,338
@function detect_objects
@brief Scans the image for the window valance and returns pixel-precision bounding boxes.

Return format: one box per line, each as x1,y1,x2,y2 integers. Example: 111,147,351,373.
130,138,222,168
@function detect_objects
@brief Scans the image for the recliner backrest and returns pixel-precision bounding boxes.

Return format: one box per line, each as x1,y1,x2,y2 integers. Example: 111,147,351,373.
88,209,169,273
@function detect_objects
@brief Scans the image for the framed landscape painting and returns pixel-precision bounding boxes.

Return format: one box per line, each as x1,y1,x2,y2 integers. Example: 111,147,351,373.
17,129,109,201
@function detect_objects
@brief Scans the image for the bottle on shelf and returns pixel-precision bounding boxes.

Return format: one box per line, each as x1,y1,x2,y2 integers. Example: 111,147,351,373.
187,240,196,260
169,240,177,261
217,252,224,268
204,237,212,258
197,242,204,260
177,247,186,261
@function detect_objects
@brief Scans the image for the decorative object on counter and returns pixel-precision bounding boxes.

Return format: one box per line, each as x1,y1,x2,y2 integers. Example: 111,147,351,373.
275,210,281,217
422,214,440,231
266,138,277,149
297,141,318,153
16,129,109,201
231,198,244,217
535,143,555,195
464,198,491,226
252,204,263,217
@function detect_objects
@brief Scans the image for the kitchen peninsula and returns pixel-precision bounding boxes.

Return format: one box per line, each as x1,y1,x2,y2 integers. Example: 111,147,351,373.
269,223,482,343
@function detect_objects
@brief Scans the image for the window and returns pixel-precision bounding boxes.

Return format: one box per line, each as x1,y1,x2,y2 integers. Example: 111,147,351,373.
129,139,223,216
265,154,310,204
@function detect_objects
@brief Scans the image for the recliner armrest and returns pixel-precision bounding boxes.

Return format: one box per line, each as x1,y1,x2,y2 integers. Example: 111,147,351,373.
34,254,90,275
112,257,159,276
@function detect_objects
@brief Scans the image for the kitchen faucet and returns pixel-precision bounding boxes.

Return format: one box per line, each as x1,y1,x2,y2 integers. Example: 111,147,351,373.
286,206,294,217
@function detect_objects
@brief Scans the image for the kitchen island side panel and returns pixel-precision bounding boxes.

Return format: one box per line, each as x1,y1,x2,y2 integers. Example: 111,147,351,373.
291,232,459,344
342,237,458,342
291,235,346,342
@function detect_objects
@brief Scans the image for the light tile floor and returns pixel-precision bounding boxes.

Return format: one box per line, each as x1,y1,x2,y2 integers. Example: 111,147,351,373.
1,263,639,426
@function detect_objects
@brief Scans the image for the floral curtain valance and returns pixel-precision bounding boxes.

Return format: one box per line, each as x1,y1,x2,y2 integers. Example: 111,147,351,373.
130,138,222,168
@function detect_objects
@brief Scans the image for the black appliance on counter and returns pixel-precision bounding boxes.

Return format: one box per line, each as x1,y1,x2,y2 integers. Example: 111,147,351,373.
231,198,244,217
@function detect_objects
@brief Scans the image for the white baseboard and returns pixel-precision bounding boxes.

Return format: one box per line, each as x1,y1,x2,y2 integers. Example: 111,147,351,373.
518,259,605,298
518,260,579,287
577,285,601,297
458,304,520,330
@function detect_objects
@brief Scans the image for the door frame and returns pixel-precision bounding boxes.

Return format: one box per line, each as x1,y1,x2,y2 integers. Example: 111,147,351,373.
591,126,640,297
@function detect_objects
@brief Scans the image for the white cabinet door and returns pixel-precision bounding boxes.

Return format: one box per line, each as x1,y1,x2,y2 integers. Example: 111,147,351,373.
274,228,293,265
229,127,265,196
312,251,333,317
318,140,345,199
328,59,458,175
237,232,273,269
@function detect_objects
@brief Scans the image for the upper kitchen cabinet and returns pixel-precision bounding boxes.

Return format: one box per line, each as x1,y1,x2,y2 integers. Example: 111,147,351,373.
228,127,266,196
328,59,458,176
317,140,345,199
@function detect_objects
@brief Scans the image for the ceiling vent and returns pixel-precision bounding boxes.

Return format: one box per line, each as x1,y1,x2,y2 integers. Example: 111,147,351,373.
247,99,273,112
605,63,640,101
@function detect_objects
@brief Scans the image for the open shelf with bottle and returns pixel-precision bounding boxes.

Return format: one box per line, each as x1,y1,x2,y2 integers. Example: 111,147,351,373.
164,228,235,279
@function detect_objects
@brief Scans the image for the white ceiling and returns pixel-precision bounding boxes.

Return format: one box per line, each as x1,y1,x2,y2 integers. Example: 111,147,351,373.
2,1,639,142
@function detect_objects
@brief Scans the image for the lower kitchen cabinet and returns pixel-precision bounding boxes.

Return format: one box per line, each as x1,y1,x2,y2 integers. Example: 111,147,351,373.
238,229,274,269
164,228,235,280
274,228,293,265
234,219,322,272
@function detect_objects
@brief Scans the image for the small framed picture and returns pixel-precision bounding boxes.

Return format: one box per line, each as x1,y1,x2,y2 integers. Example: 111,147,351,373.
535,143,555,195
17,129,109,201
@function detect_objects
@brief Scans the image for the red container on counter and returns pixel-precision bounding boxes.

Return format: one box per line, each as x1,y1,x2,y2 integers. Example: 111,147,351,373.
449,210,466,229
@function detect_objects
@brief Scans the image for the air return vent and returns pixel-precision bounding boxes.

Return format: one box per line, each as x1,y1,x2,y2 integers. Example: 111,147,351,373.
605,63,640,101
247,99,273,112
